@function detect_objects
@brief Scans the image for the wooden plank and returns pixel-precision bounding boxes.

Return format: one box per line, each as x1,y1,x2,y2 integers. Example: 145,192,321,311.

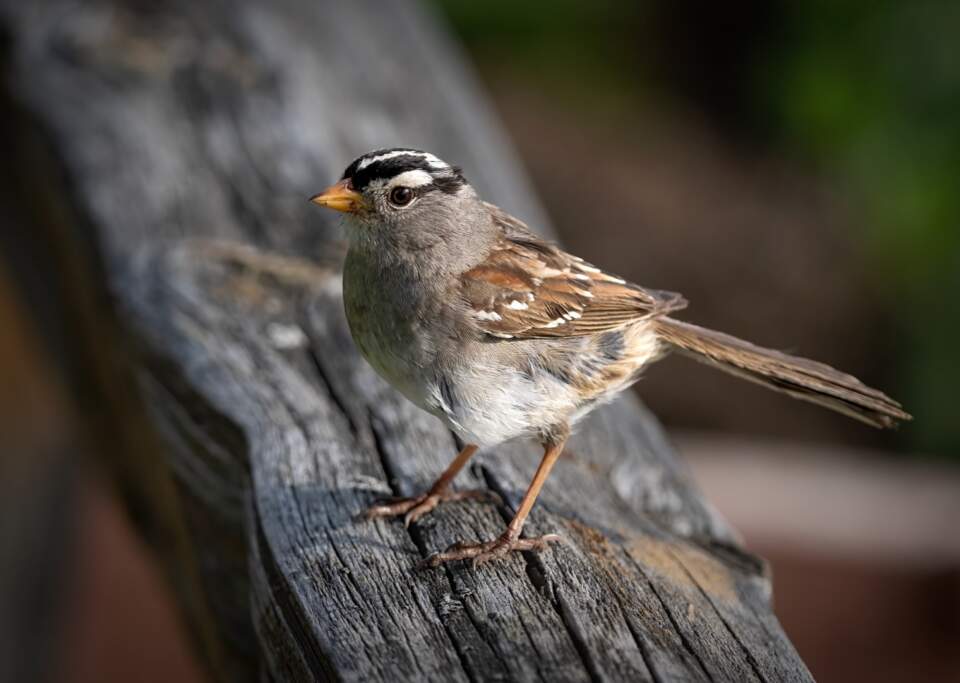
0,0,813,680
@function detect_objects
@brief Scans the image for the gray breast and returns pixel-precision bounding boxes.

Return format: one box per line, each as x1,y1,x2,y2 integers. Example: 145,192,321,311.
343,248,440,410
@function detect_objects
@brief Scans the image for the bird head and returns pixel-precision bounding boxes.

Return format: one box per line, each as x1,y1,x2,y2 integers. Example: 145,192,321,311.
311,148,493,269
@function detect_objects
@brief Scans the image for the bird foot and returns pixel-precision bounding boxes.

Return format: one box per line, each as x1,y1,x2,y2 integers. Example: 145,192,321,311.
420,531,563,569
365,488,501,527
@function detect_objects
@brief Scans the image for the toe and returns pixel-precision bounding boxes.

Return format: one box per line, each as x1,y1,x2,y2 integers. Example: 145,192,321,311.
403,495,440,527
470,548,503,568
418,533,562,569
446,489,503,506
364,497,417,520
366,488,499,525
522,533,563,550
420,540,491,568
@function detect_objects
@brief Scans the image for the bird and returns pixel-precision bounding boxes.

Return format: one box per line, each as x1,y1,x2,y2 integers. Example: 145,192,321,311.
310,147,910,568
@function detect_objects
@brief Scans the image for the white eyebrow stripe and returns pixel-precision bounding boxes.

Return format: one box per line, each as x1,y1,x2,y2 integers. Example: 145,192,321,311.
388,169,435,188
356,149,449,170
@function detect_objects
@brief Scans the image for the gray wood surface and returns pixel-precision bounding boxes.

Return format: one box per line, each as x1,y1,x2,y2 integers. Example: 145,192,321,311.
0,0,813,680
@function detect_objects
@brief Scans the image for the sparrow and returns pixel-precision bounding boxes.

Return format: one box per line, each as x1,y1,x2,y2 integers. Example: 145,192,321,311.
311,148,910,567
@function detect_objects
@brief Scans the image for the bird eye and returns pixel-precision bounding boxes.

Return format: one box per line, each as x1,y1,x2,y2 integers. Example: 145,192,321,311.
389,186,414,207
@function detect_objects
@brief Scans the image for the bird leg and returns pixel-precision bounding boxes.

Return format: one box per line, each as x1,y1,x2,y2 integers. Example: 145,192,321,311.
365,444,499,527
422,434,567,568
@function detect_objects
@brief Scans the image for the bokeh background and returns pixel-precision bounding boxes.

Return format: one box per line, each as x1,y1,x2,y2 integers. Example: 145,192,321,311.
2,1,958,682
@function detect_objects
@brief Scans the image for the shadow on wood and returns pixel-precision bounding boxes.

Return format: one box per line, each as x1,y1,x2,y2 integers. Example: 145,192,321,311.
0,0,812,680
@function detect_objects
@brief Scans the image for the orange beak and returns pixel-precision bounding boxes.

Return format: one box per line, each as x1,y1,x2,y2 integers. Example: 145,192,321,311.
310,179,363,213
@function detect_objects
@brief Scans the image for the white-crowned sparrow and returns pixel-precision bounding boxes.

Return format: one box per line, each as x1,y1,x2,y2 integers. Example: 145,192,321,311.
311,148,910,567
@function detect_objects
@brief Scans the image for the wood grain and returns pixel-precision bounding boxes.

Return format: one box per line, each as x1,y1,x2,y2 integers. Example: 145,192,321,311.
0,0,812,680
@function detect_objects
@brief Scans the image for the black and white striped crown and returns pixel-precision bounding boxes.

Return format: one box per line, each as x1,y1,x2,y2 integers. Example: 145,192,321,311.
341,148,466,194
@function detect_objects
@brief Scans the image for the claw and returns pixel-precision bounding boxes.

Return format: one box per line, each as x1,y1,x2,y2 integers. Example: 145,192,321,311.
420,531,563,569
403,494,440,527
364,487,496,525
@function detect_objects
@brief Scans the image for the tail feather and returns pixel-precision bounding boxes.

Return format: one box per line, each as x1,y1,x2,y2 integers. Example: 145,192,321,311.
654,318,911,429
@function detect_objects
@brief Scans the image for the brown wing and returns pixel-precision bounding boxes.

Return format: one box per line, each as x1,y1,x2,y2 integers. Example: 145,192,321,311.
460,203,687,339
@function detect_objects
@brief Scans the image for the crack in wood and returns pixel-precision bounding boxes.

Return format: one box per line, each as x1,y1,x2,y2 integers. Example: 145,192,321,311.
365,408,492,683
477,464,604,683
606,589,663,683
306,346,360,439
254,513,335,681
623,550,716,683
667,547,766,683
553,589,606,683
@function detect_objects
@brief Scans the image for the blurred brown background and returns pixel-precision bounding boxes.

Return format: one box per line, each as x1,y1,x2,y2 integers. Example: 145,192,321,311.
2,1,959,682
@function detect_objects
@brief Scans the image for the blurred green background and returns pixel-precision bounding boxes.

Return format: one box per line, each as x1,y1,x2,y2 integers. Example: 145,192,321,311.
433,0,960,458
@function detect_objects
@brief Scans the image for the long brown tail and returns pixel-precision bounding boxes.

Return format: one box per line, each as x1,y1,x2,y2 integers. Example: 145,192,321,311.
654,318,911,428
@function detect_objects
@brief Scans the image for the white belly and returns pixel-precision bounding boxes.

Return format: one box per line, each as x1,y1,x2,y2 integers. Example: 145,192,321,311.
432,323,663,447
435,366,577,448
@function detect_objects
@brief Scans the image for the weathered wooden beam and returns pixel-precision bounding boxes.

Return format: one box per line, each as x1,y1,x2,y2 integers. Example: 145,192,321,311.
0,0,813,681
